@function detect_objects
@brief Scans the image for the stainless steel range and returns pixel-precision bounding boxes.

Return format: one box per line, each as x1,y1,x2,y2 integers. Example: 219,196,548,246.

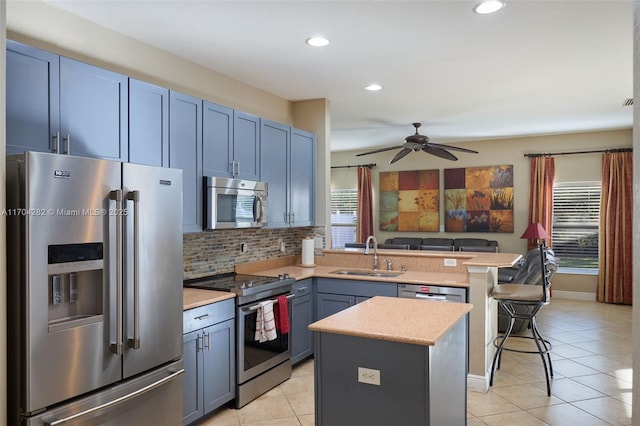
185,273,296,407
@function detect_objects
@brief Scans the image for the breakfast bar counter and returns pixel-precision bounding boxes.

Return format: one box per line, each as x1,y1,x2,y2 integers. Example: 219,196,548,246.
309,296,472,425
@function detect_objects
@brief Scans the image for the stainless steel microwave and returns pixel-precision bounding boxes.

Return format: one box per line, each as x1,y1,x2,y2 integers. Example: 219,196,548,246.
204,176,268,229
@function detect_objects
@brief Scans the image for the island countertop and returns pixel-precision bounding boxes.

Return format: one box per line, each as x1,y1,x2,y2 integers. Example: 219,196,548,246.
308,296,473,346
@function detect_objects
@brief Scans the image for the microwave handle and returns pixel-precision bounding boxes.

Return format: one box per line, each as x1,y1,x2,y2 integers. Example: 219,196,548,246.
254,195,264,222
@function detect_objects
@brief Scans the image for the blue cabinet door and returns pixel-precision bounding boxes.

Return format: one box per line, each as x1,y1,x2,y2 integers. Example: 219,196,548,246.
202,319,236,415
316,293,355,321
182,330,204,425
59,57,128,160
129,79,169,167
203,101,233,177
290,128,315,227
260,120,289,227
233,111,260,181
6,41,60,155
169,91,203,233
291,293,314,364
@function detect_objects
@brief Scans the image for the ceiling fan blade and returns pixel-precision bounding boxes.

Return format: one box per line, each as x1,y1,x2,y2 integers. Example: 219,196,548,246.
389,148,413,164
428,142,478,154
422,145,458,161
356,145,404,156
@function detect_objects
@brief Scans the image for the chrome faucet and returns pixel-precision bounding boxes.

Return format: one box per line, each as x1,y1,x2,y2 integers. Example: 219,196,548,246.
364,235,379,270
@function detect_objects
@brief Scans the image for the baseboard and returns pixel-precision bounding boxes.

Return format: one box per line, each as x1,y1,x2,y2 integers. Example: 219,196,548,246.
467,373,489,393
552,290,596,301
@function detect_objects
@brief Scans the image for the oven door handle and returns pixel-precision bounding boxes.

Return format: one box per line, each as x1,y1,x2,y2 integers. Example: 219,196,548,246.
241,294,295,312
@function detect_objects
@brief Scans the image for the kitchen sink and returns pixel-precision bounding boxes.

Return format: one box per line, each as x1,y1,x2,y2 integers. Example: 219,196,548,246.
330,269,404,278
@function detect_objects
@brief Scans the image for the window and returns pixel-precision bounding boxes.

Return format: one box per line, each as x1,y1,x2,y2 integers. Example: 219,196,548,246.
330,189,357,248
552,182,601,271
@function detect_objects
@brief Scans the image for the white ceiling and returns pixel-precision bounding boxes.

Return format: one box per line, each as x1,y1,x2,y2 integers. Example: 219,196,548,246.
43,0,633,154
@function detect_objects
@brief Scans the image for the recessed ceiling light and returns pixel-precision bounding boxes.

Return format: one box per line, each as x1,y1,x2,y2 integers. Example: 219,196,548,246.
473,0,505,14
305,36,330,47
365,83,383,92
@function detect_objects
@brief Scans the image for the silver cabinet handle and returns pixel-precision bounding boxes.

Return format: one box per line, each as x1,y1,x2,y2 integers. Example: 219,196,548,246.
194,313,210,321
109,190,123,355
204,332,211,351
44,369,185,426
290,212,295,224
127,190,141,349
297,287,308,292
52,132,60,154
235,161,240,177
63,134,71,155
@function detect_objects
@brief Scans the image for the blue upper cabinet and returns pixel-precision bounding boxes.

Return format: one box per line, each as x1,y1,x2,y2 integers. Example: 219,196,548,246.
203,101,233,177
202,106,260,181
129,79,169,167
260,122,315,228
59,57,128,161
7,41,128,160
260,120,290,228
290,128,315,227
169,91,203,233
233,111,260,181
6,41,60,155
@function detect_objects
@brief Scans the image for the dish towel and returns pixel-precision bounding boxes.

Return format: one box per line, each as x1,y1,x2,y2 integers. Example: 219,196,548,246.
255,300,277,342
273,295,290,334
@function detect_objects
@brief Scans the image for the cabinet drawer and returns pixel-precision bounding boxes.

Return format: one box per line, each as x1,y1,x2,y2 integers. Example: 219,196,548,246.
292,279,312,297
315,278,397,298
183,298,235,334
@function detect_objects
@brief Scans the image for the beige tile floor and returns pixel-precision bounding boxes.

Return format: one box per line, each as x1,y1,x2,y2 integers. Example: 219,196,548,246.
198,298,632,425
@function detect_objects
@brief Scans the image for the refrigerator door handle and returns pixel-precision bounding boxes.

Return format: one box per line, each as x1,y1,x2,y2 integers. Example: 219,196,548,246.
43,368,185,426
109,189,124,355
126,190,141,350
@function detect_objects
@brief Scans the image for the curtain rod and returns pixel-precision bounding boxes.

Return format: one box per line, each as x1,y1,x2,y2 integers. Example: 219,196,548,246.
331,163,377,169
524,147,632,158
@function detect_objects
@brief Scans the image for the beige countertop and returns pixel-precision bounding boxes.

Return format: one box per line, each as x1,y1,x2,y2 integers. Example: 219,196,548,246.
183,288,235,311
244,264,470,288
308,296,473,346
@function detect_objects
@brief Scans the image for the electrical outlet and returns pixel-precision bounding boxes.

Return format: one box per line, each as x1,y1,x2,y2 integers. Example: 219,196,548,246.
314,236,323,248
357,367,380,386
444,258,457,267
279,242,286,252
240,242,248,253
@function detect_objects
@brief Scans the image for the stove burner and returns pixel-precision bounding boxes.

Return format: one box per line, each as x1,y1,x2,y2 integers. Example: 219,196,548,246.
184,272,295,305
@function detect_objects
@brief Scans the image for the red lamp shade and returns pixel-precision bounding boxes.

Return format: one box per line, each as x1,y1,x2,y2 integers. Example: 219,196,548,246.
520,222,550,240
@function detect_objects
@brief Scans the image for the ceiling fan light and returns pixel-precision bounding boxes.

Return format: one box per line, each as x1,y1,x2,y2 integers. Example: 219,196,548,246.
473,0,505,14
305,36,330,47
365,83,383,91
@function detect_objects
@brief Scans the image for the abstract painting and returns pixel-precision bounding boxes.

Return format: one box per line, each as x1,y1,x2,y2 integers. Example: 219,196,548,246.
379,169,439,232
444,165,514,233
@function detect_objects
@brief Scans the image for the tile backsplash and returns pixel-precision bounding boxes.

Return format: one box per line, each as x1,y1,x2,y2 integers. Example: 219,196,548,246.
183,226,325,279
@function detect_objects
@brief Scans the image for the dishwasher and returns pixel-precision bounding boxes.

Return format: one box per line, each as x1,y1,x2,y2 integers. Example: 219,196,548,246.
398,283,467,303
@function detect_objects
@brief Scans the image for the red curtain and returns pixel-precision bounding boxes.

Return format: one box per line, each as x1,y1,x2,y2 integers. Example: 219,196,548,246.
527,156,555,250
597,151,633,305
356,166,374,243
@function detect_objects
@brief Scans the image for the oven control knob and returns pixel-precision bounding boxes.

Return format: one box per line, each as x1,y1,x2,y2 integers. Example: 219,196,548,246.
248,281,253,287
283,273,290,279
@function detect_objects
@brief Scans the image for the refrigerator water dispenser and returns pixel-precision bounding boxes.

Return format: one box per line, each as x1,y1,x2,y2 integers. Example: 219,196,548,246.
47,243,104,332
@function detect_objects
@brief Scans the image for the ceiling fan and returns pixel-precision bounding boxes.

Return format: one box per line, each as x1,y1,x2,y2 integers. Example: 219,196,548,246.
356,122,479,164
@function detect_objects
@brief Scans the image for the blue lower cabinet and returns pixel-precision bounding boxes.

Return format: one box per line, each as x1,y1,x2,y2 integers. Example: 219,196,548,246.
315,278,398,321
183,300,235,425
290,279,314,364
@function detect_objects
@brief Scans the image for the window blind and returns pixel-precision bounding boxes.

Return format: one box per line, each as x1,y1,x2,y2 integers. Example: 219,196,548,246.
330,189,357,248
552,182,601,269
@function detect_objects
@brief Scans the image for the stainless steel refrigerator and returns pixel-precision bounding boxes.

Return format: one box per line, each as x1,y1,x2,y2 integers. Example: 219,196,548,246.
7,151,184,425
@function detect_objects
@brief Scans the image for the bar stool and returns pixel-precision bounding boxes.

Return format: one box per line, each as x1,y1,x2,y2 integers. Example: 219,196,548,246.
489,244,555,396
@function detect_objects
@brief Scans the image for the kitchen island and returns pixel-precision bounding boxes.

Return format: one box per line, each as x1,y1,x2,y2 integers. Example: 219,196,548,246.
309,296,472,425
237,249,520,393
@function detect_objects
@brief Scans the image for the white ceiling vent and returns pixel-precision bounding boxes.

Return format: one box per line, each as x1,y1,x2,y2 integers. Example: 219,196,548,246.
623,98,633,106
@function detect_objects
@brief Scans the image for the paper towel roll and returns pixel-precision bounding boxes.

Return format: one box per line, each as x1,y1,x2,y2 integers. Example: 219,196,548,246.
301,238,315,267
